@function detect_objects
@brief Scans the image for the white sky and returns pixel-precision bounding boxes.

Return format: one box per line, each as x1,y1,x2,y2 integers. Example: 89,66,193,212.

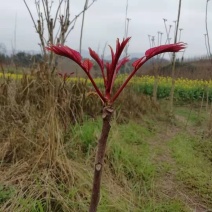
0,0,211,58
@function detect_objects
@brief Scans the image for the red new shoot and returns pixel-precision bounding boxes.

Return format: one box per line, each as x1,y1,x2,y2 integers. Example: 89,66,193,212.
47,39,186,105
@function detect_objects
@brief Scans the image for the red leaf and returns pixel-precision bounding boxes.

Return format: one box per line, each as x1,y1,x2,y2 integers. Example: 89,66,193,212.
58,72,63,77
145,42,186,58
82,59,93,72
115,57,129,73
132,56,146,69
89,48,104,70
114,37,131,63
46,45,82,65
109,45,115,64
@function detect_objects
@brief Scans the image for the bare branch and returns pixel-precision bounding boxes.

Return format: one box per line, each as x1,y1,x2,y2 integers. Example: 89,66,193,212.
53,0,64,28
41,0,48,23
23,0,97,67
23,0,38,32
65,0,97,40
79,0,89,53
204,34,210,57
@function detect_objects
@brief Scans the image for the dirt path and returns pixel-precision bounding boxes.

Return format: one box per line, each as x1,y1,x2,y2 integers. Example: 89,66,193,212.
148,118,208,212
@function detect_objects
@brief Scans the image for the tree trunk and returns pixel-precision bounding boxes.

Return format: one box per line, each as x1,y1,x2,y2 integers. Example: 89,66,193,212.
153,73,159,103
89,105,113,212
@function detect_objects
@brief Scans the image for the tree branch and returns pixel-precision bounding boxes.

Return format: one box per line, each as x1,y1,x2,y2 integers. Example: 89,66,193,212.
23,0,38,32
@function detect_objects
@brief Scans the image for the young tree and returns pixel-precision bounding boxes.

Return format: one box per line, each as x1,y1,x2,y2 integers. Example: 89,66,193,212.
47,38,186,211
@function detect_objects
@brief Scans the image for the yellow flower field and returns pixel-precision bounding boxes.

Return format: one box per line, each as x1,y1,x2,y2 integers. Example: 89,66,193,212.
1,73,212,101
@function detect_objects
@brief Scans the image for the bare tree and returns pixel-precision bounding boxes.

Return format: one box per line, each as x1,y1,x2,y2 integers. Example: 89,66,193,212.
23,0,97,67
205,0,212,62
169,0,182,113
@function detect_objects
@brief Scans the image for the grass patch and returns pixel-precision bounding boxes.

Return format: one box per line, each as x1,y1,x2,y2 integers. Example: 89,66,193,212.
0,185,14,204
65,118,101,158
194,138,212,163
143,199,190,212
174,106,207,126
109,122,155,181
169,133,212,206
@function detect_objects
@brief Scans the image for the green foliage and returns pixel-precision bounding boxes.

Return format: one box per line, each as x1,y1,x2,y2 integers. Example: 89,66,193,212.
13,197,47,212
0,185,14,204
66,119,101,157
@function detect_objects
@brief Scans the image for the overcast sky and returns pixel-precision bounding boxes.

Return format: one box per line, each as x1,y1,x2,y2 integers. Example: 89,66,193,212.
0,0,211,59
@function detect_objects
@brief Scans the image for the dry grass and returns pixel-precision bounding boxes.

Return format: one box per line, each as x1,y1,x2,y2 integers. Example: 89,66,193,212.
0,72,93,211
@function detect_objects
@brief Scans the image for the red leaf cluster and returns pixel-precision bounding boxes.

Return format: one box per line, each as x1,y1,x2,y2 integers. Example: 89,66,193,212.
47,39,186,104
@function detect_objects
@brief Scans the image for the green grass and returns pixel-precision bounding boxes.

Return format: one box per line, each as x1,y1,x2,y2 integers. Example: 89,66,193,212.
63,119,190,211
143,200,190,212
169,133,212,205
65,118,102,159
195,138,212,162
16,198,47,212
0,185,14,204
108,121,155,185
174,105,208,126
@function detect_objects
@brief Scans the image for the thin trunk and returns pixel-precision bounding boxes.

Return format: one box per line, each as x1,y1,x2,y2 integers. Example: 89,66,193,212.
124,0,130,74
79,0,88,54
205,0,212,62
198,92,205,119
169,0,182,114
153,74,159,103
89,105,113,212
152,60,159,103
206,88,209,112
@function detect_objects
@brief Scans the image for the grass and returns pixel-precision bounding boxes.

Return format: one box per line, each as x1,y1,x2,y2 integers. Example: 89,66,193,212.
174,105,207,124
142,200,189,212
107,121,156,190
0,116,191,211
0,185,14,204
169,133,212,206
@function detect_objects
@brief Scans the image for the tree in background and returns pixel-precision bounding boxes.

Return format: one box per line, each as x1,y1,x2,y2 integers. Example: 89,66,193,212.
23,0,97,68
13,52,42,67
0,43,9,64
169,0,182,114
205,0,212,62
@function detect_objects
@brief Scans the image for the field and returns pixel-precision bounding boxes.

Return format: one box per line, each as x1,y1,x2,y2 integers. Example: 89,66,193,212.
1,72,212,101
0,72,212,211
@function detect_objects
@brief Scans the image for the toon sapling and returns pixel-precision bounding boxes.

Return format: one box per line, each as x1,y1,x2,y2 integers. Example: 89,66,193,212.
47,38,186,212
